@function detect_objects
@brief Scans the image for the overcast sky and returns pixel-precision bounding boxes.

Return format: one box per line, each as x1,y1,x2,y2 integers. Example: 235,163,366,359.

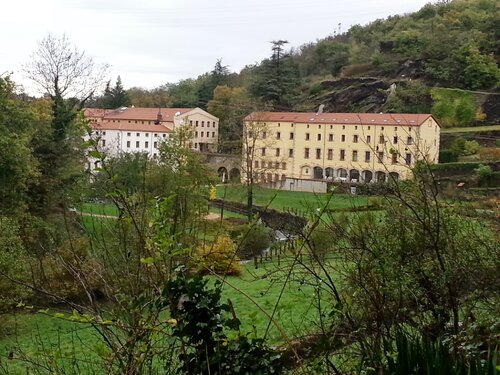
1,0,431,95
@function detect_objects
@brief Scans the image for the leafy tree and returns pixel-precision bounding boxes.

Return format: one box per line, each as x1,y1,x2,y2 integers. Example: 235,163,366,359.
207,85,250,153
461,46,500,90
248,41,300,109
23,34,107,215
0,77,38,215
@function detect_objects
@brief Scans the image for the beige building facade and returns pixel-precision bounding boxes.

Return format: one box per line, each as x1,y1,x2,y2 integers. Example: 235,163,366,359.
243,112,440,185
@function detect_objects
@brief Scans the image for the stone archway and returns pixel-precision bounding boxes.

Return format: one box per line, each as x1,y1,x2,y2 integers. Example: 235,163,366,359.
363,170,373,183
313,166,324,179
389,172,400,181
229,168,241,182
325,167,334,179
300,165,311,178
349,169,360,182
218,167,228,182
376,171,386,182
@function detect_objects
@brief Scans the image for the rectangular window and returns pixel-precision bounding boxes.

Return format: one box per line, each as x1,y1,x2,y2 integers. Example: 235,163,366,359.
255,161,259,168
379,135,384,144
290,132,294,140
163,134,166,138
262,131,266,139
328,134,333,141
378,152,384,163
392,152,398,164
145,133,149,137
261,147,266,156
196,121,199,126
276,148,280,157
316,148,321,159
145,141,149,148
353,135,359,143
190,120,193,126
317,133,321,141
407,136,413,145
213,121,216,127
327,149,333,160
340,149,345,161
201,121,204,127
365,151,371,162
154,133,158,137
393,136,398,144
305,133,310,141
405,153,412,166
127,132,131,136
367,135,371,143
341,134,346,142
352,150,358,162
281,162,286,170
154,141,158,148
212,132,215,137
201,131,204,137
289,149,294,158
276,131,281,139
195,131,198,137
136,141,140,148
136,133,140,137
126,141,130,148
304,148,310,159
275,162,280,169
101,139,106,147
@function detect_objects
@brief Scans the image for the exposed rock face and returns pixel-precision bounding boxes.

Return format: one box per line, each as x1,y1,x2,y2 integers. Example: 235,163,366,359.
314,78,391,113
482,93,500,125
305,77,500,125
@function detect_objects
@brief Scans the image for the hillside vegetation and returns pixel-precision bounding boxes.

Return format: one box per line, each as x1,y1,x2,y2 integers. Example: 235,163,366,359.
89,0,500,142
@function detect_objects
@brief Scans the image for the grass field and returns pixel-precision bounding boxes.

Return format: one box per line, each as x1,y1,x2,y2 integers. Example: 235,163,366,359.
0,259,320,373
217,184,369,212
78,202,119,217
441,124,500,133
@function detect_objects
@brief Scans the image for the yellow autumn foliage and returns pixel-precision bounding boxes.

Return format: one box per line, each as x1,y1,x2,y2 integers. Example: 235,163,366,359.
194,235,242,276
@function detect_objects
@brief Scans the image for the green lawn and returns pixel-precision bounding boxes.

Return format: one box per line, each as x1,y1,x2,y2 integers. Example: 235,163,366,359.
0,259,322,373
78,202,119,217
441,124,500,133
217,185,369,212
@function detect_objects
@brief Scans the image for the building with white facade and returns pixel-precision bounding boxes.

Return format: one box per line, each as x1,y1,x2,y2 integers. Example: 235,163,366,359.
84,107,219,168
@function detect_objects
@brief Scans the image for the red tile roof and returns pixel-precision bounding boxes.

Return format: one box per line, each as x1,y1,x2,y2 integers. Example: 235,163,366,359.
244,112,436,126
91,122,172,133
84,107,193,121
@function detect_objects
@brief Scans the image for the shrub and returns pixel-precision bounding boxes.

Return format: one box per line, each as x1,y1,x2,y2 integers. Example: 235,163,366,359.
194,235,242,276
236,223,272,259
0,217,32,313
431,88,476,127
439,149,459,163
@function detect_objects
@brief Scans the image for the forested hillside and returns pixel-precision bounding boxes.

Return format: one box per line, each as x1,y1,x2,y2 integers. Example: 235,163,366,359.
96,0,499,145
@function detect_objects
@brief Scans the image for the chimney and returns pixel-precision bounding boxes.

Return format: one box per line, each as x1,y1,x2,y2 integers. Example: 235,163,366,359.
155,108,163,125
316,104,325,115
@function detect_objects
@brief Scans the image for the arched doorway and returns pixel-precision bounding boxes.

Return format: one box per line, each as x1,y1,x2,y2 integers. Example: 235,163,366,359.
229,168,240,182
325,167,334,179
349,169,360,182
363,170,373,183
218,167,228,182
300,165,310,178
313,166,324,179
389,172,399,181
376,171,386,182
